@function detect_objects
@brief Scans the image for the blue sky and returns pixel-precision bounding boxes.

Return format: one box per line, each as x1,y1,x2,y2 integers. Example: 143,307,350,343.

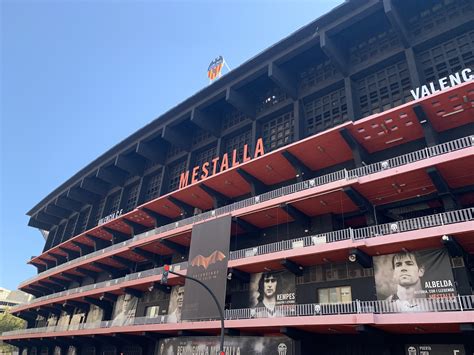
1,0,341,290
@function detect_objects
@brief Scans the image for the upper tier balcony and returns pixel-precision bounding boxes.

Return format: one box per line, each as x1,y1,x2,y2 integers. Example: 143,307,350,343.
27,80,473,276
18,133,474,294
2,295,474,341
10,207,474,315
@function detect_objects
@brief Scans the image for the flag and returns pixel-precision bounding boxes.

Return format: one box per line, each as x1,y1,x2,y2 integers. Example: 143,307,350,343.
207,56,224,81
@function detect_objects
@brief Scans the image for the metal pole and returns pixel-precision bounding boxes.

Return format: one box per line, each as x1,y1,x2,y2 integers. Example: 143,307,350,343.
168,269,226,354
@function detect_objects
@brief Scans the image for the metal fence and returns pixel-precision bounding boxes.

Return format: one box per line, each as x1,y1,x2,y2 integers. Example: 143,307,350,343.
12,207,474,311
348,135,474,179
12,262,188,309
19,135,474,287
230,207,474,260
4,295,474,337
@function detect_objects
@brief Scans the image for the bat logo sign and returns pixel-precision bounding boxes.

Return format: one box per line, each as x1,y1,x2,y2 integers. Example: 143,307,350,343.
190,250,226,269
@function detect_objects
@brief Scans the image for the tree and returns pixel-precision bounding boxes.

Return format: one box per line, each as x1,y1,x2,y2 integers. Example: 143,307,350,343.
0,311,26,353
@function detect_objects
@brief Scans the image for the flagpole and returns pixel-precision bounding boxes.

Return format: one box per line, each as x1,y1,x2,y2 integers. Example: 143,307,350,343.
224,59,231,71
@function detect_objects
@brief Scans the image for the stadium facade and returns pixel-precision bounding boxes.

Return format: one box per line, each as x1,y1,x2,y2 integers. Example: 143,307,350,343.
1,0,474,354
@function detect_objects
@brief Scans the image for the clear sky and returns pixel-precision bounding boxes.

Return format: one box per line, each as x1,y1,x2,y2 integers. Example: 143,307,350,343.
1,0,341,290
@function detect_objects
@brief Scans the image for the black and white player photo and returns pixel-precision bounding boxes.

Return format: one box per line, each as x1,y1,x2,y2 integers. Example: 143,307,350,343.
112,293,138,326
167,285,185,323
374,249,456,312
249,271,295,317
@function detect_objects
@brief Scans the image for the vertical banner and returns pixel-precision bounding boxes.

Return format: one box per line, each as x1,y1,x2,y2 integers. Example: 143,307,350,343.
374,248,456,311
181,215,232,321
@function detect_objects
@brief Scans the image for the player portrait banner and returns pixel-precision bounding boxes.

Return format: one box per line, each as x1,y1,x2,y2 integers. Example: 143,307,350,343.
374,248,456,311
181,215,232,321
249,270,296,317
111,293,138,326
157,336,295,355
57,311,70,327
86,304,104,323
405,344,465,355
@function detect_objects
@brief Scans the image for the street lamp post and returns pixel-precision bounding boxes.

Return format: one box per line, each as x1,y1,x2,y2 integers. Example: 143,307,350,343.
162,265,226,355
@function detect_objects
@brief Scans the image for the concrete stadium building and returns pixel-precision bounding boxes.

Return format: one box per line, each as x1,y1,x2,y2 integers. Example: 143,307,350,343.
2,0,473,354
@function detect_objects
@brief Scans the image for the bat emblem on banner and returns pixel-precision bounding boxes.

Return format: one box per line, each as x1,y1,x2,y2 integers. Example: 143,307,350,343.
191,250,226,269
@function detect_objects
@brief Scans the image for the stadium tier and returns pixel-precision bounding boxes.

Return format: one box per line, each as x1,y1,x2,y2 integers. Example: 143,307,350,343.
2,1,474,354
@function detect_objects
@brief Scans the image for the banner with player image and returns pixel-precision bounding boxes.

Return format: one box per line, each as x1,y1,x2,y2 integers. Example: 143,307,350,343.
182,215,232,321
405,344,465,355
249,270,296,317
86,304,104,323
68,308,86,330
57,311,70,328
374,248,456,311
46,313,58,327
167,285,185,323
156,336,295,355
111,293,138,326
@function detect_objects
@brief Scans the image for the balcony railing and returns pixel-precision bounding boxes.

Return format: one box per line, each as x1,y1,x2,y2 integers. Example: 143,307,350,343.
4,295,474,337
12,262,188,311
347,136,474,179
229,207,474,260
12,207,474,311
21,135,474,287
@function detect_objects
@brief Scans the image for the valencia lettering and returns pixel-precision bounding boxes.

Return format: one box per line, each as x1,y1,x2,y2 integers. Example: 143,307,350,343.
410,68,473,100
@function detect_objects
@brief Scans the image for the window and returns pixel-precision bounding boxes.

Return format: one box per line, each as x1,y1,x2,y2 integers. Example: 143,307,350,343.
297,263,373,285
123,182,140,212
418,30,474,84
167,144,185,160
101,346,115,355
75,206,91,235
122,346,142,355
222,109,249,131
193,146,217,168
143,171,162,202
192,127,213,147
91,197,106,226
408,0,473,38
224,129,252,161
358,60,412,118
261,111,294,152
305,87,348,136
299,60,339,92
349,27,400,66
451,256,465,268
62,214,78,241
168,159,187,192
145,305,160,318
52,223,66,247
318,286,352,304
256,86,288,114
103,192,121,217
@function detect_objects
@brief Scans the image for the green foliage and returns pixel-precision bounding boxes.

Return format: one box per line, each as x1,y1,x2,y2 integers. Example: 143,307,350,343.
0,311,26,353
0,311,26,333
